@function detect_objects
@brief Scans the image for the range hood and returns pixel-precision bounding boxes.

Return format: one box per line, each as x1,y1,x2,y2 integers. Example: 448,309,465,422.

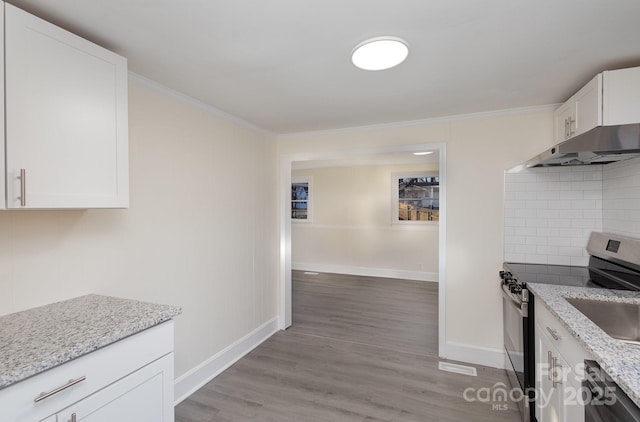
526,124,640,167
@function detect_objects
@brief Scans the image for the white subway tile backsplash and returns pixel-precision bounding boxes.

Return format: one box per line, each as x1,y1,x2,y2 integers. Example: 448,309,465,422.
514,228,537,237
572,181,602,191
548,255,572,265
583,190,602,200
536,191,560,200
550,200,572,209
505,200,526,209
515,192,537,200
537,245,559,255
525,254,548,264
558,246,584,257
548,237,572,247
571,199,597,209
515,209,538,218
559,172,585,182
537,209,560,219
504,166,603,265
558,209,585,219
526,200,548,209
504,253,526,262
603,157,640,238
548,219,572,228
526,219,548,228
583,209,602,219
571,256,590,266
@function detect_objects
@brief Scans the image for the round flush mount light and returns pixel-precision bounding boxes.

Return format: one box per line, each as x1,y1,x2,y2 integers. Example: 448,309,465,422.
351,37,409,71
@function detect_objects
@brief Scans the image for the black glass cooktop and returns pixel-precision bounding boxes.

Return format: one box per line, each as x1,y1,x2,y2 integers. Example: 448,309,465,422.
504,257,640,291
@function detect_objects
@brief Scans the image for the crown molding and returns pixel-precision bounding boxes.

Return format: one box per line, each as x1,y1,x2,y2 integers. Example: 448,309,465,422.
279,104,559,139
128,72,275,137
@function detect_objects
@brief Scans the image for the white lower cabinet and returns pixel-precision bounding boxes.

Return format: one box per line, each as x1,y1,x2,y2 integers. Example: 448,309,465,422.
1,322,175,422
535,301,588,422
55,353,172,422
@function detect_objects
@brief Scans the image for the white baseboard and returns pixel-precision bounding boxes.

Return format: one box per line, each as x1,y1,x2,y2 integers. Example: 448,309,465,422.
441,341,505,369
174,317,279,404
292,262,438,282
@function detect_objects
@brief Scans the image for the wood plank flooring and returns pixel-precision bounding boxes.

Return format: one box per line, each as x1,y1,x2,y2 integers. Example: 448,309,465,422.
175,272,520,422
289,271,438,356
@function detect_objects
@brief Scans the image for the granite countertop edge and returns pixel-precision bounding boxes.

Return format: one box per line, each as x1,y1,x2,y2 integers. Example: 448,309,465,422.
0,294,182,390
528,283,640,407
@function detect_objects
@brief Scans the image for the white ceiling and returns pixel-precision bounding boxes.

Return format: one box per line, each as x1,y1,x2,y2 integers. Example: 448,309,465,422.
9,0,640,134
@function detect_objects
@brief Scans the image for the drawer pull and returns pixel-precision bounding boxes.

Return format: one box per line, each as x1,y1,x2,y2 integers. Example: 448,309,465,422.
546,326,562,341
19,169,26,207
34,376,86,403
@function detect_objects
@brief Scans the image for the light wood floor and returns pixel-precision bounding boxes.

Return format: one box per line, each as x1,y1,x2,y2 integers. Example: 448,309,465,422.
289,271,438,356
175,272,520,422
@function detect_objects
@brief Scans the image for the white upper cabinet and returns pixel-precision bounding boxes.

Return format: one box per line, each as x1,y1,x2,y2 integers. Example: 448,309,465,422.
3,3,129,209
555,66,640,143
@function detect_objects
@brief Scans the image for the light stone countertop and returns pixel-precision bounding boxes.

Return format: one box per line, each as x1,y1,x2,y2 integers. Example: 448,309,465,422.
0,294,182,389
528,283,640,407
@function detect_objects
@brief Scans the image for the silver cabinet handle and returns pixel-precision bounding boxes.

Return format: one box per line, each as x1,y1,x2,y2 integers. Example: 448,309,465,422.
19,169,26,207
547,350,553,381
34,376,86,402
546,326,561,341
564,117,570,139
568,117,575,136
70,413,77,422
552,356,562,388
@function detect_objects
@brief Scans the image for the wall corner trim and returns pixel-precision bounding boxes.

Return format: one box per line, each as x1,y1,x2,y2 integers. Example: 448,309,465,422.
442,341,505,369
173,317,279,405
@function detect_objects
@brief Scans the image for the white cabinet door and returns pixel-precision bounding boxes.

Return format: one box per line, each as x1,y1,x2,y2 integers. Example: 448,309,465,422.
603,66,640,125
4,4,129,209
56,354,174,422
536,323,564,422
554,75,602,143
554,100,575,142
573,74,602,138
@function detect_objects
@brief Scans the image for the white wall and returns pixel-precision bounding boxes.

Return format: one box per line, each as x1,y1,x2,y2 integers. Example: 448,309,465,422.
504,166,603,266
279,107,554,366
292,164,439,281
0,78,279,394
603,156,640,237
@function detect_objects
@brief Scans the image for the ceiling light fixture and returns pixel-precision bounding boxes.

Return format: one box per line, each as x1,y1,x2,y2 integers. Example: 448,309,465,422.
413,151,433,156
351,37,409,71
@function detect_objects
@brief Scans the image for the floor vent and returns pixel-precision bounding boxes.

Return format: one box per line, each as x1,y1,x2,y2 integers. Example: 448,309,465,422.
303,272,320,275
438,362,477,376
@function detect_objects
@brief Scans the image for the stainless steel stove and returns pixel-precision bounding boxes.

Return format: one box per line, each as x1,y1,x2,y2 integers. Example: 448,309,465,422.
499,231,640,422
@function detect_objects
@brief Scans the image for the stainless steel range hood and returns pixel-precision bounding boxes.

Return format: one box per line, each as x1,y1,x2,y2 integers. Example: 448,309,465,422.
525,124,640,167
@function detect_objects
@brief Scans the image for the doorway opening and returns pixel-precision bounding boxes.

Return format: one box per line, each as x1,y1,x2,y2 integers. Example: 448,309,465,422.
278,143,447,358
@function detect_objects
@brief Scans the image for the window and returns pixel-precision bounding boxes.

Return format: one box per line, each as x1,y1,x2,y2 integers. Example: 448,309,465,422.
291,176,312,222
392,173,439,223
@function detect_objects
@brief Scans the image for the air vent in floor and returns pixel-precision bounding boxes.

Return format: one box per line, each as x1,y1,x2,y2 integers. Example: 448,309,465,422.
438,361,477,376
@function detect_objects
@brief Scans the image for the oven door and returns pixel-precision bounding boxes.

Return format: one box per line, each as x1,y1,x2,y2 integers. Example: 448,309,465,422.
503,284,527,390
502,284,531,421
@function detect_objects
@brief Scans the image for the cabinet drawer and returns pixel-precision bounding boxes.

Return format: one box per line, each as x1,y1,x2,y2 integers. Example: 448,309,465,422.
0,321,173,422
56,353,174,422
536,301,589,374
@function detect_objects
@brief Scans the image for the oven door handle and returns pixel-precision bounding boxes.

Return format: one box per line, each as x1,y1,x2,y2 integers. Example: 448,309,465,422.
501,284,527,317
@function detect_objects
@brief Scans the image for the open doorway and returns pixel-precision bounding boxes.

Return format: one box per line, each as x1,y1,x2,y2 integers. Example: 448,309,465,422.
278,143,447,358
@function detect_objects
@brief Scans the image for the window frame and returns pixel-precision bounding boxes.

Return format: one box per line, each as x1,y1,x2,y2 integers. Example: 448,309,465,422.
291,176,313,223
391,171,439,225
